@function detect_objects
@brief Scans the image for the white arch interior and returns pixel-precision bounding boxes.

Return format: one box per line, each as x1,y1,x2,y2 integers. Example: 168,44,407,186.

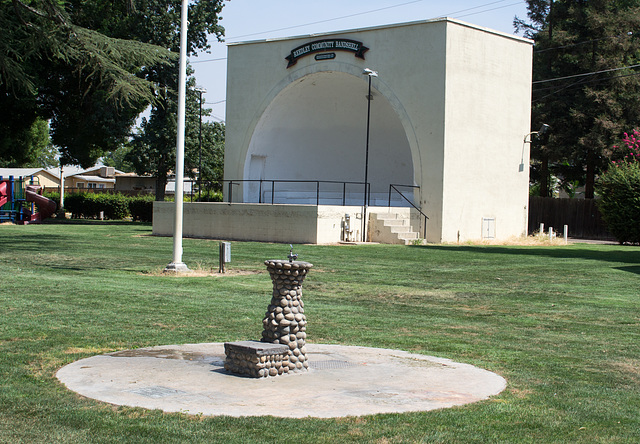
243,71,414,206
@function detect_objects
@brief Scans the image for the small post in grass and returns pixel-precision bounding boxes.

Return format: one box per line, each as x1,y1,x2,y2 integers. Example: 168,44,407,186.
219,242,230,273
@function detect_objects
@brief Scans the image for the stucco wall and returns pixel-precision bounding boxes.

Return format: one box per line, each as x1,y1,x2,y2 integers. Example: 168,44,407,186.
153,202,364,244
441,22,533,241
34,173,59,188
224,18,532,243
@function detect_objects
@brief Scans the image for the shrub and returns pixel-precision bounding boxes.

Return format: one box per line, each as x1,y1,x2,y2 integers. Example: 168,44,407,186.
597,161,640,244
62,193,131,220
129,195,154,222
63,193,87,218
96,193,130,220
43,191,60,204
196,190,223,202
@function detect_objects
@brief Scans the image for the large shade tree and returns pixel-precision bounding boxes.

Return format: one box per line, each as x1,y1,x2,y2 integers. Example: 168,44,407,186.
1,0,225,171
0,0,178,167
516,0,640,198
194,121,225,192
72,0,227,200
128,72,225,201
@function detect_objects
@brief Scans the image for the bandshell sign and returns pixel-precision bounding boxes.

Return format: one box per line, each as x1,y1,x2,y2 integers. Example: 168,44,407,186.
286,39,369,68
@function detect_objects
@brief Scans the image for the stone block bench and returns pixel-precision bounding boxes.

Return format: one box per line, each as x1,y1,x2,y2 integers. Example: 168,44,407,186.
224,341,290,378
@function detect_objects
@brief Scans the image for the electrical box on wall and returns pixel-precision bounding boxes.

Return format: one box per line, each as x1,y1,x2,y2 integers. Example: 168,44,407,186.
482,218,496,239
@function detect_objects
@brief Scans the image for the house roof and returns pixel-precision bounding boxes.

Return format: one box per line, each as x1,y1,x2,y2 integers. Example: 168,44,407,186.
45,166,86,179
1,165,127,182
76,166,124,177
44,164,126,179
1,168,47,178
0,168,59,182
72,175,116,183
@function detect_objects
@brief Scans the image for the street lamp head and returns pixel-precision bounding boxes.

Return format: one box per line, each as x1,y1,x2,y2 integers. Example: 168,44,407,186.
523,123,551,143
194,86,207,93
363,68,378,77
538,123,550,136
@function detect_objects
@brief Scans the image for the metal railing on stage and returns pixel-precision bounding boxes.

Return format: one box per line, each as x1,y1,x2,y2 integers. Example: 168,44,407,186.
222,179,369,206
388,184,428,240
174,178,429,239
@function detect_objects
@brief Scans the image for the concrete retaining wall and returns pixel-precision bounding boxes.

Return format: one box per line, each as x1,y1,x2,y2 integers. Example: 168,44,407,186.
153,202,367,244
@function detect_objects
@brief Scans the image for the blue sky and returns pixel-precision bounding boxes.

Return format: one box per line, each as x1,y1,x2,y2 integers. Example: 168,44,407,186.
190,0,530,122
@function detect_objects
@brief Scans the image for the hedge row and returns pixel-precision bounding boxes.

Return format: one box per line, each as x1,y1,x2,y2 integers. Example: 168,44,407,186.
597,161,640,244
42,191,224,222
62,193,154,222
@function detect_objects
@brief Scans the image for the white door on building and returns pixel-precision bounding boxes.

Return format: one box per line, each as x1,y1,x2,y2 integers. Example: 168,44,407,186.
246,155,266,203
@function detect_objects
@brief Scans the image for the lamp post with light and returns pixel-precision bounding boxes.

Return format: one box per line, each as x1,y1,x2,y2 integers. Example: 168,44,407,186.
362,68,378,242
194,86,207,201
522,124,551,172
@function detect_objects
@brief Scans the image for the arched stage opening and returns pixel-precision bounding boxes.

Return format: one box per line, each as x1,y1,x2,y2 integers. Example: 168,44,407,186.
242,71,414,206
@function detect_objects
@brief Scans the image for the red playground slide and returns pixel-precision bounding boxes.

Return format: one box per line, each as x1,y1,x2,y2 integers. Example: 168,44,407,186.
22,185,57,224
0,181,8,208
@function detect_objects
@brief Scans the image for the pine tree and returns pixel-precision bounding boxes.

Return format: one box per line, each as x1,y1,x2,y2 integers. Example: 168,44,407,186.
517,0,640,198
74,0,226,199
0,0,225,169
0,0,176,167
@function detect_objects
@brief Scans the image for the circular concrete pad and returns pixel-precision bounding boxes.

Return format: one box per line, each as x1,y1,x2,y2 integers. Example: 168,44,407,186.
56,343,506,418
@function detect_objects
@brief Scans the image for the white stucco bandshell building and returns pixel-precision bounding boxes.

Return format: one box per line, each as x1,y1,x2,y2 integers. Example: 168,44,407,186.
154,18,533,244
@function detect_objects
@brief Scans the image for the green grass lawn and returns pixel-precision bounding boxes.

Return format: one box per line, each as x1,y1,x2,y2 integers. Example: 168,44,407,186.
1,221,639,443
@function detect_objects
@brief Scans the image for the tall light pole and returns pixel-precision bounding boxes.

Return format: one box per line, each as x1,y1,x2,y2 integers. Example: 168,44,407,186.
164,0,190,273
194,86,207,201
59,164,64,211
362,68,378,242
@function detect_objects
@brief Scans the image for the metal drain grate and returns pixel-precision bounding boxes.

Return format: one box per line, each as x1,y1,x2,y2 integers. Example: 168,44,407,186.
128,386,186,399
310,360,358,370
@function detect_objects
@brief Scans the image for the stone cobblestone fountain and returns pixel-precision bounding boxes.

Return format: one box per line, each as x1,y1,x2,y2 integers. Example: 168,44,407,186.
57,249,508,416
224,246,313,377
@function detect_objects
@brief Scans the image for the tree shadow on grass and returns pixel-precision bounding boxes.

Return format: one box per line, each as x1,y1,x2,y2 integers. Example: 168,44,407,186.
614,265,640,275
43,219,150,226
0,233,66,253
410,244,640,267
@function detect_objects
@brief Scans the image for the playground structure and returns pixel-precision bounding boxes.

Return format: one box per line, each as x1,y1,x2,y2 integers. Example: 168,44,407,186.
0,176,57,224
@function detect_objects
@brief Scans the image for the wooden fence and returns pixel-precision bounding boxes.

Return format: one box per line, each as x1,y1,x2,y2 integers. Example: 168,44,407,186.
528,196,612,239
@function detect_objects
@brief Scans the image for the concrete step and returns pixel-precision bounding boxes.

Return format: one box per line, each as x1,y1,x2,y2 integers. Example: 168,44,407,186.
369,212,421,245
390,225,413,234
375,213,410,221
385,219,410,227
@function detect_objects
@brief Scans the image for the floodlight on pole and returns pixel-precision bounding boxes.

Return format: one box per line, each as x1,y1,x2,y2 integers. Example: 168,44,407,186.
521,124,551,172
194,86,207,201
523,124,551,144
164,0,190,273
362,68,378,242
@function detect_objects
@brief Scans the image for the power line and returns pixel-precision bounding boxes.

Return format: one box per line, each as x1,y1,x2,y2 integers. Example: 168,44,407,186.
532,70,640,103
189,0,520,64
533,63,640,84
190,57,226,65
534,32,633,54
208,113,225,122
529,32,640,98
228,0,514,41
226,0,429,41
453,1,523,20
